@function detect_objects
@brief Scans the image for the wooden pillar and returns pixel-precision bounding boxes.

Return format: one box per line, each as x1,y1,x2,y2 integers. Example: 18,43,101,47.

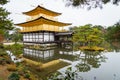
42,51,44,60
39,31,40,42
28,32,30,42
43,31,44,42
34,32,36,42
32,32,33,42
49,31,50,42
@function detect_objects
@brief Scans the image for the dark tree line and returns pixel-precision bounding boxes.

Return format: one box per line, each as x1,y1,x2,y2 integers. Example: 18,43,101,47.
105,20,120,42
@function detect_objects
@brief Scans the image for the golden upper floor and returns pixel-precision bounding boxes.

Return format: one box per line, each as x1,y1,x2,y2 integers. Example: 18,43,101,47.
16,16,71,27
20,24,67,33
23,5,61,17
15,5,72,32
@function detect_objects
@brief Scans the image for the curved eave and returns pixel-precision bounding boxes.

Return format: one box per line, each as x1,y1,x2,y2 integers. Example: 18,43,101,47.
23,5,61,16
15,16,72,27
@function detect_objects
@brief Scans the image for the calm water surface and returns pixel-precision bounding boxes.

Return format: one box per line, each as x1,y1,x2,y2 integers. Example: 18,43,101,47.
59,51,120,80
24,47,120,80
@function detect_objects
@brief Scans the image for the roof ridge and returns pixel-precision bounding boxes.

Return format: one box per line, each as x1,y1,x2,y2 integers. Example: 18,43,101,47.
23,5,61,16
15,16,71,27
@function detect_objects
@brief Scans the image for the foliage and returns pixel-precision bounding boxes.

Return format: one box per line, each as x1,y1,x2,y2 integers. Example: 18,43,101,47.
0,48,6,56
8,72,20,80
105,20,120,42
11,28,22,44
0,43,4,48
7,64,17,71
4,43,23,56
0,48,12,65
11,43,23,56
49,67,83,80
0,58,6,65
72,24,104,48
76,63,90,72
65,0,120,9
0,0,13,37
0,0,13,43
0,0,8,5
0,57,12,65
24,73,30,79
16,62,37,80
93,25,105,31
4,30,11,42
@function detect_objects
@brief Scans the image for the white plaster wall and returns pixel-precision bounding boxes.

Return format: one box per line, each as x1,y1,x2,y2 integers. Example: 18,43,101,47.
50,33,54,41
23,32,55,42
44,32,49,42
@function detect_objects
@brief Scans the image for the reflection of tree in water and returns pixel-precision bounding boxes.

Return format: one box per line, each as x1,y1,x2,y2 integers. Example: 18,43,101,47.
76,63,90,72
88,58,101,68
76,51,107,72
86,51,101,68
110,42,120,52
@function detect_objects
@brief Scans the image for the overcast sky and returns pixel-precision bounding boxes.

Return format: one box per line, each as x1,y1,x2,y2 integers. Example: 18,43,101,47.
4,0,120,28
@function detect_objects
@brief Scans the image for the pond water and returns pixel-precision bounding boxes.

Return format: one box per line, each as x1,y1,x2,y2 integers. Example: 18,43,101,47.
23,46,120,80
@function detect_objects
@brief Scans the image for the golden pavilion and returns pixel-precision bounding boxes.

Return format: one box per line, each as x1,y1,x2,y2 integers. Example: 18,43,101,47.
15,5,72,45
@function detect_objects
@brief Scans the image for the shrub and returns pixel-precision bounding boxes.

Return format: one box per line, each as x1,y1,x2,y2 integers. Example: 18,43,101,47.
0,58,6,65
15,62,20,67
6,60,12,64
5,43,23,56
7,64,17,71
10,44,23,56
8,72,20,80
24,73,30,79
0,56,12,65
4,45,11,50
0,43,4,48
0,49,6,56
17,66,26,76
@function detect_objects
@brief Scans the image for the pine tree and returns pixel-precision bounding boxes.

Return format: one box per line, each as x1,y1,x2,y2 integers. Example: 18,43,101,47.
0,0,13,42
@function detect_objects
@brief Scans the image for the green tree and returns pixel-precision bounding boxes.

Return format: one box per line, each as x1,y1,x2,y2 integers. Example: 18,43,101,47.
106,20,120,42
72,24,92,46
65,0,120,9
4,30,10,41
10,43,23,56
72,24,104,47
12,28,22,44
0,0,13,42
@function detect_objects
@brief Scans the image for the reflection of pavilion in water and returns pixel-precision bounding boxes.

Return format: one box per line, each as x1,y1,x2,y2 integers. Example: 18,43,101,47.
23,48,78,63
